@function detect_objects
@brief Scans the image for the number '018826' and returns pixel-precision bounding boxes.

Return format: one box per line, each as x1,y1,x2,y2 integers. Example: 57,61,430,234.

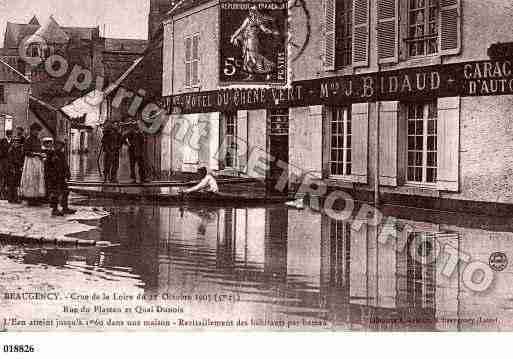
3,345,35,353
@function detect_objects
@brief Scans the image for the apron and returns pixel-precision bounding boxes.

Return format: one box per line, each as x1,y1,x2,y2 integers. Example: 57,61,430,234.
20,156,46,199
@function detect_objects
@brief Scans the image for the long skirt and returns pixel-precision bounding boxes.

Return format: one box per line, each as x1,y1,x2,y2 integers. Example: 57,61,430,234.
20,157,46,199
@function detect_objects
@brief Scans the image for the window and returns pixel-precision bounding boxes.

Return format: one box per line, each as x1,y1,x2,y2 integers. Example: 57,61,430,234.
0,86,4,104
269,109,289,136
325,0,369,70
336,0,353,67
222,113,237,168
329,219,351,287
185,34,200,88
407,102,437,184
405,232,436,309
328,107,352,176
407,0,439,57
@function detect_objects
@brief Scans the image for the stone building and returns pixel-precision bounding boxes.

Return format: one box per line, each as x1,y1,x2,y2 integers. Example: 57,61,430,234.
0,15,147,152
161,0,513,213
161,0,282,177
0,59,30,137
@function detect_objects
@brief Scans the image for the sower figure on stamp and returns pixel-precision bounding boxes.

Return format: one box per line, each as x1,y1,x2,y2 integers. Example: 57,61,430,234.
101,121,123,183
6,128,25,203
123,122,147,184
45,139,76,216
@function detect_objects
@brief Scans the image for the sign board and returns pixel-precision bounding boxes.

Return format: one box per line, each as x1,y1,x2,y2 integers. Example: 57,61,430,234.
169,60,513,114
219,0,287,85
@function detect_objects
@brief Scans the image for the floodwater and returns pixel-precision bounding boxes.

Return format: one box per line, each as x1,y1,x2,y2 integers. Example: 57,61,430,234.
1,155,513,331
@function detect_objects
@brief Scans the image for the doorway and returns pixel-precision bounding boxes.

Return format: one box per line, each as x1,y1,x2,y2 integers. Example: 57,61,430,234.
267,109,289,195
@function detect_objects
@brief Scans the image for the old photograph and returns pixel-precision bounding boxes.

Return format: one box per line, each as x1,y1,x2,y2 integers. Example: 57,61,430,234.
0,0,512,335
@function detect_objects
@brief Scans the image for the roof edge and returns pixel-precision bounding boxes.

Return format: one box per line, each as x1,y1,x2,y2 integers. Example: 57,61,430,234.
0,59,31,83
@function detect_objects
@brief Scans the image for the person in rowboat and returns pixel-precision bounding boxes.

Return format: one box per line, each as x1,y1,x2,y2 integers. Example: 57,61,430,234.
182,167,219,194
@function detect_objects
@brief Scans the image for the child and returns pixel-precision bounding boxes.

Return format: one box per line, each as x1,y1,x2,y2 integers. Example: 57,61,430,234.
45,140,76,216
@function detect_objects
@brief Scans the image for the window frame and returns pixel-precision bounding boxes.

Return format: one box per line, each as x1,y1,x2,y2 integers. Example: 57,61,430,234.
406,101,438,187
405,0,440,59
327,106,352,179
0,85,5,104
184,33,200,88
335,0,353,69
221,112,238,169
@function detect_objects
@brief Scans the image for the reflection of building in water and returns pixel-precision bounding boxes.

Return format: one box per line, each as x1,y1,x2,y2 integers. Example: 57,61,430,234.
318,216,440,330
27,203,510,330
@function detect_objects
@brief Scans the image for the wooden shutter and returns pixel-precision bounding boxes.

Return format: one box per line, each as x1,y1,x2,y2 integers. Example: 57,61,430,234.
437,97,460,192
192,34,199,85
377,0,398,64
184,37,192,87
218,113,227,170
351,103,369,184
439,0,461,56
237,110,248,171
324,0,336,71
379,101,399,186
352,0,370,67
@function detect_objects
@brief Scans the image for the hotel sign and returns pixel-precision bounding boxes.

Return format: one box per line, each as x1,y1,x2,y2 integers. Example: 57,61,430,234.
169,60,513,114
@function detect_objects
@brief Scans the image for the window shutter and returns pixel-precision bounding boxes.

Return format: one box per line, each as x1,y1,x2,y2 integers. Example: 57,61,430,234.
324,0,336,71
352,0,370,67
437,97,460,192
218,114,227,170
377,0,398,64
351,103,369,184
439,0,461,56
379,101,399,186
184,37,192,87
192,35,199,85
237,110,248,171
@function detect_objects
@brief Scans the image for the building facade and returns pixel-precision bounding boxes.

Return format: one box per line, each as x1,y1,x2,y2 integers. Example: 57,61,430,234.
0,59,30,137
161,0,283,178
161,0,513,212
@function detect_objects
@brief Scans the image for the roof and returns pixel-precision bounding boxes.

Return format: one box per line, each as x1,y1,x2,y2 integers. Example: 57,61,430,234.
61,26,99,41
28,15,70,44
29,96,61,136
29,16,40,26
4,22,40,48
104,38,148,53
3,17,99,48
169,0,213,16
117,30,163,103
0,58,30,83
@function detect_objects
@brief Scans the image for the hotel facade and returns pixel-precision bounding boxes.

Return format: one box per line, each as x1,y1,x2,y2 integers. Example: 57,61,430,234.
161,0,513,213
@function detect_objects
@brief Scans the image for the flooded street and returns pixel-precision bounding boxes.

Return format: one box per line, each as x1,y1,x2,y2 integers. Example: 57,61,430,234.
2,184,513,331
0,154,512,331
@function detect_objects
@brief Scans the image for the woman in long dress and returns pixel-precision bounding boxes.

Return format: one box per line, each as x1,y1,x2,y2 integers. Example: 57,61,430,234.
230,6,281,80
20,123,46,205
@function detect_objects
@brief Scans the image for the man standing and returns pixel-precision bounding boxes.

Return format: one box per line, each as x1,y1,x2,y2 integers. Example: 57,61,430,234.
101,121,123,183
6,131,25,203
45,140,76,216
124,123,147,183
0,130,12,199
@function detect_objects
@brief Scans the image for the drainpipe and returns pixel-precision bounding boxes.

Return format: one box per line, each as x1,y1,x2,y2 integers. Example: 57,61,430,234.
374,66,380,206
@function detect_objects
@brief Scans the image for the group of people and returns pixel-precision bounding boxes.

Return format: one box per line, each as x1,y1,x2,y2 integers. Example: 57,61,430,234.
0,123,75,216
101,120,147,184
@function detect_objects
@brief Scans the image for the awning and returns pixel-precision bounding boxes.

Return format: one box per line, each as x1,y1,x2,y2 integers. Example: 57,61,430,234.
60,57,144,127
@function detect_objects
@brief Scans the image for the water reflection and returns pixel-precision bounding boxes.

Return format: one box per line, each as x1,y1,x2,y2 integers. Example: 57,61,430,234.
5,203,513,331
